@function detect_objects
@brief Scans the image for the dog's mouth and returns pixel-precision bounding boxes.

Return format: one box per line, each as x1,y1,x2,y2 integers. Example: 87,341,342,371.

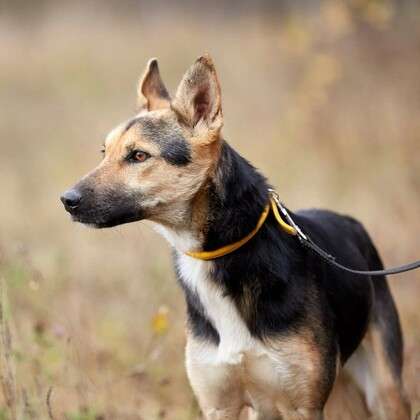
69,213,110,229
69,212,144,229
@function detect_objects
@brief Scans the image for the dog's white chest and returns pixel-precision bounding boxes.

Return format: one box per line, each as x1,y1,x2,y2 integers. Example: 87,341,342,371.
177,253,254,364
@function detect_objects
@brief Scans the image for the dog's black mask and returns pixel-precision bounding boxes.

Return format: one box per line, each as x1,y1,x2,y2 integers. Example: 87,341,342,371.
61,180,144,228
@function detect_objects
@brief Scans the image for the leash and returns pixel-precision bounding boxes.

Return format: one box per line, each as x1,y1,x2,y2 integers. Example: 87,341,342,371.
187,190,420,276
269,190,420,276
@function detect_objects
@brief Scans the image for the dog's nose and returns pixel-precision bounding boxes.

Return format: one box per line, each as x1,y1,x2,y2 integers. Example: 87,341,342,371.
60,189,82,210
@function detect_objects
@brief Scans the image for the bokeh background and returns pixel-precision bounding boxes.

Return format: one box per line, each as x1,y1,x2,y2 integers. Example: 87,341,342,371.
0,0,419,419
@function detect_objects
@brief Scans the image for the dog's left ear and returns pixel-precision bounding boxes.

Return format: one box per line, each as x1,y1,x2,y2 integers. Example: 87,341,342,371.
137,58,171,111
172,54,223,138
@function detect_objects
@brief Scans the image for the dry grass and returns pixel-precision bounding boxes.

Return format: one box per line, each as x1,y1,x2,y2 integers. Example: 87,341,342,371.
0,2,419,419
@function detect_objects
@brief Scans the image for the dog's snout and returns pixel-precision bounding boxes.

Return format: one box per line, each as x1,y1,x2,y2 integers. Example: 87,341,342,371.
61,189,82,211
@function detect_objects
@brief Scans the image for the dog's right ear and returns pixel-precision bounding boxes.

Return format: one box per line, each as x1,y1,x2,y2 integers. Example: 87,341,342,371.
172,54,223,139
137,58,171,111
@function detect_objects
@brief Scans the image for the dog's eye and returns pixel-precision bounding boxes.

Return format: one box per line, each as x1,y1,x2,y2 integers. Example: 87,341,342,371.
129,150,150,163
100,147,105,155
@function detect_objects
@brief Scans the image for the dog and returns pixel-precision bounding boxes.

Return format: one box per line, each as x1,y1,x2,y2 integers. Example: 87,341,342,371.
61,55,410,419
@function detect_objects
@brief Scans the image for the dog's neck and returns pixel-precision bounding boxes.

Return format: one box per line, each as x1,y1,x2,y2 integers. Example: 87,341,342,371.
154,141,270,255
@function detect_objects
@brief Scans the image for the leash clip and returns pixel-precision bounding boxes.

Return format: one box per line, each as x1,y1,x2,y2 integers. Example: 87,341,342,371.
268,189,308,241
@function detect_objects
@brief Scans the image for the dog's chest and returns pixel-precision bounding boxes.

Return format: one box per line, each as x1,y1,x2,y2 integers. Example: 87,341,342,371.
177,253,255,364
177,252,322,406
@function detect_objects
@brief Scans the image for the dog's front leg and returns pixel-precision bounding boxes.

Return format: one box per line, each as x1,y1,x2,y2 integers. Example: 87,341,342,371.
186,336,245,420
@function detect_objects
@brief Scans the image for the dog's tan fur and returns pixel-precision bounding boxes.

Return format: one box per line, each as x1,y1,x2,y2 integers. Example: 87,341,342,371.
345,322,410,420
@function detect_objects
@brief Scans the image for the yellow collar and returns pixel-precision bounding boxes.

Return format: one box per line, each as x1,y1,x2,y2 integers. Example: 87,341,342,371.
185,198,297,260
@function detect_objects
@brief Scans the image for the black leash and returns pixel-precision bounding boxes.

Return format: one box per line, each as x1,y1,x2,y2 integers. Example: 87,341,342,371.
270,191,420,276
299,235,420,276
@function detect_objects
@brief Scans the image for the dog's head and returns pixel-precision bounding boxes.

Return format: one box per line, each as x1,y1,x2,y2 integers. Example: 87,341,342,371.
61,55,223,228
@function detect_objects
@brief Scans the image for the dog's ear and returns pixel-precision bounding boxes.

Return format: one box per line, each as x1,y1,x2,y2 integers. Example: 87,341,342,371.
172,54,223,137
137,58,171,111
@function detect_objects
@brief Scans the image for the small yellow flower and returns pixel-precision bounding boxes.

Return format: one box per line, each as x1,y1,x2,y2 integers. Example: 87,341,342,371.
152,305,169,335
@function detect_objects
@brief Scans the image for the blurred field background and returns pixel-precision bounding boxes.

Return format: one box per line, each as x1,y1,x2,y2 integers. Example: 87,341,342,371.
0,0,419,419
